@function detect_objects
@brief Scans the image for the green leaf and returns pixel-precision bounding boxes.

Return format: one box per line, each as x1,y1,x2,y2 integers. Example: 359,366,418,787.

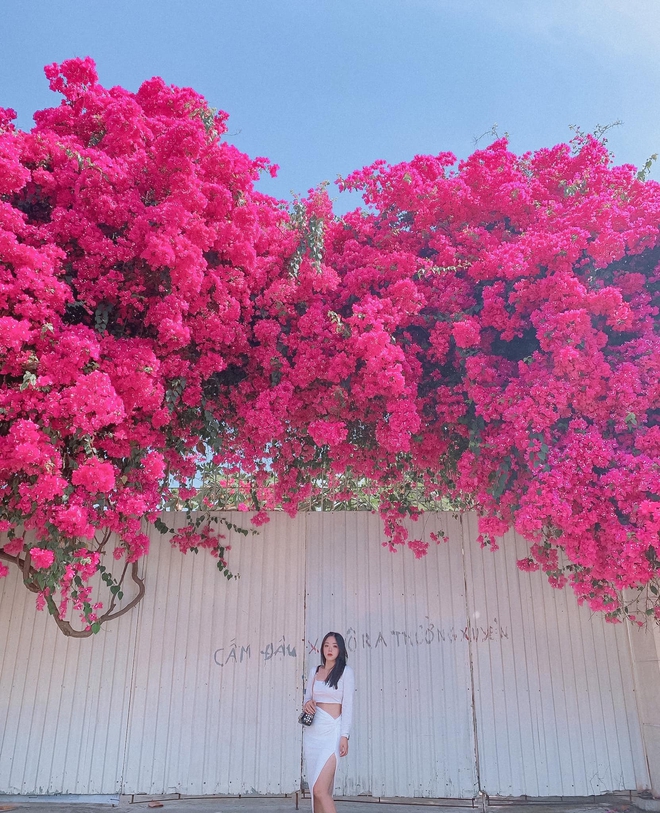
19,371,37,391
90,622,101,634
637,153,658,182
94,302,113,335
154,517,171,535
490,458,511,500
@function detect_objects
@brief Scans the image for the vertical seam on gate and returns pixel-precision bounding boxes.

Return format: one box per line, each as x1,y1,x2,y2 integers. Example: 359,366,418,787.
300,511,308,794
119,551,145,796
460,514,483,799
624,619,653,790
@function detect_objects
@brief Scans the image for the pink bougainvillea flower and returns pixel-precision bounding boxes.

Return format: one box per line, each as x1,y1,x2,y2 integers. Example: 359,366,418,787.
452,318,481,349
3,538,24,557
72,458,116,493
29,547,55,570
250,510,271,527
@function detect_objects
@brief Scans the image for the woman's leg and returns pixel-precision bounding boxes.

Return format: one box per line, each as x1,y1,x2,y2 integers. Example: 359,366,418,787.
312,754,337,813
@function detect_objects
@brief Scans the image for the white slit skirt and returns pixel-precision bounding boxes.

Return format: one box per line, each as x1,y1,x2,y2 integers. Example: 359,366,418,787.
304,708,342,809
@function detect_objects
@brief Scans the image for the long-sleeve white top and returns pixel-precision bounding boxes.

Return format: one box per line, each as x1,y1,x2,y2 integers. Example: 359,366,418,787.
304,664,355,738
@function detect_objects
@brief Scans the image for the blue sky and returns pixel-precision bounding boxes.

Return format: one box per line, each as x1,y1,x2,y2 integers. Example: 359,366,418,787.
2,0,659,211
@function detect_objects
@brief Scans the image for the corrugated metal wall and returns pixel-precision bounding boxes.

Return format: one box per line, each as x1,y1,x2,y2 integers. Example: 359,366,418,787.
0,512,651,798
0,534,138,794
121,511,306,796
462,513,648,797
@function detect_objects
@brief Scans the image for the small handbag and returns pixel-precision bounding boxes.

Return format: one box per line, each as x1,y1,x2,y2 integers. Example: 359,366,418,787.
299,710,315,726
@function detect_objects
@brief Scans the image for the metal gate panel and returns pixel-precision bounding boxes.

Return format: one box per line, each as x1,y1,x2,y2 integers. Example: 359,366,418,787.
304,511,479,799
121,511,305,796
461,512,649,797
0,533,138,795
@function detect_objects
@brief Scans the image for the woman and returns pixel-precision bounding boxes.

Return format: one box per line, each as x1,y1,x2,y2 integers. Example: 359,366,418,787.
302,632,355,813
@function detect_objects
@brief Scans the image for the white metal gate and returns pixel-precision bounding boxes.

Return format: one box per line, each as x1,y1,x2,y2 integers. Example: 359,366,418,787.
121,511,306,796
304,511,648,799
0,511,651,798
304,511,478,799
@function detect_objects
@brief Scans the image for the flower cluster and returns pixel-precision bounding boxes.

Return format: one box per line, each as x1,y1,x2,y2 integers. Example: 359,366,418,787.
228,136,660,622
2,58,660,629
0,58,290,629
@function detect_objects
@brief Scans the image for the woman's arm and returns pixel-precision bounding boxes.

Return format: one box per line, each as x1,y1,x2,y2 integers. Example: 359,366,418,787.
340,666,355,738
303,666,317,713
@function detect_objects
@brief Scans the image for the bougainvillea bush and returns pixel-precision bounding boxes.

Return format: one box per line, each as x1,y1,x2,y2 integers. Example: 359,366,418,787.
229,136,660,624
0,57,291,633
2,58,660,633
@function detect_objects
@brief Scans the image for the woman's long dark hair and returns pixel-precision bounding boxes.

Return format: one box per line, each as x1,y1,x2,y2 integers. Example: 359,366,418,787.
319,631,347,689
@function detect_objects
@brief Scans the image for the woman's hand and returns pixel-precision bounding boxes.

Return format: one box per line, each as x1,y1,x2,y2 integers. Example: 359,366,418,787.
303,699,316,714
339,736,349,757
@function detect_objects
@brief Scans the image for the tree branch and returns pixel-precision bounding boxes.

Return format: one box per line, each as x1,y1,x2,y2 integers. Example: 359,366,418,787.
1,551,146,637
94,527,113,555
47,561,146,638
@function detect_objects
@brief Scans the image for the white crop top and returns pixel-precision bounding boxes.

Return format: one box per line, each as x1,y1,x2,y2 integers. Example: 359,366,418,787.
304,664,355,738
